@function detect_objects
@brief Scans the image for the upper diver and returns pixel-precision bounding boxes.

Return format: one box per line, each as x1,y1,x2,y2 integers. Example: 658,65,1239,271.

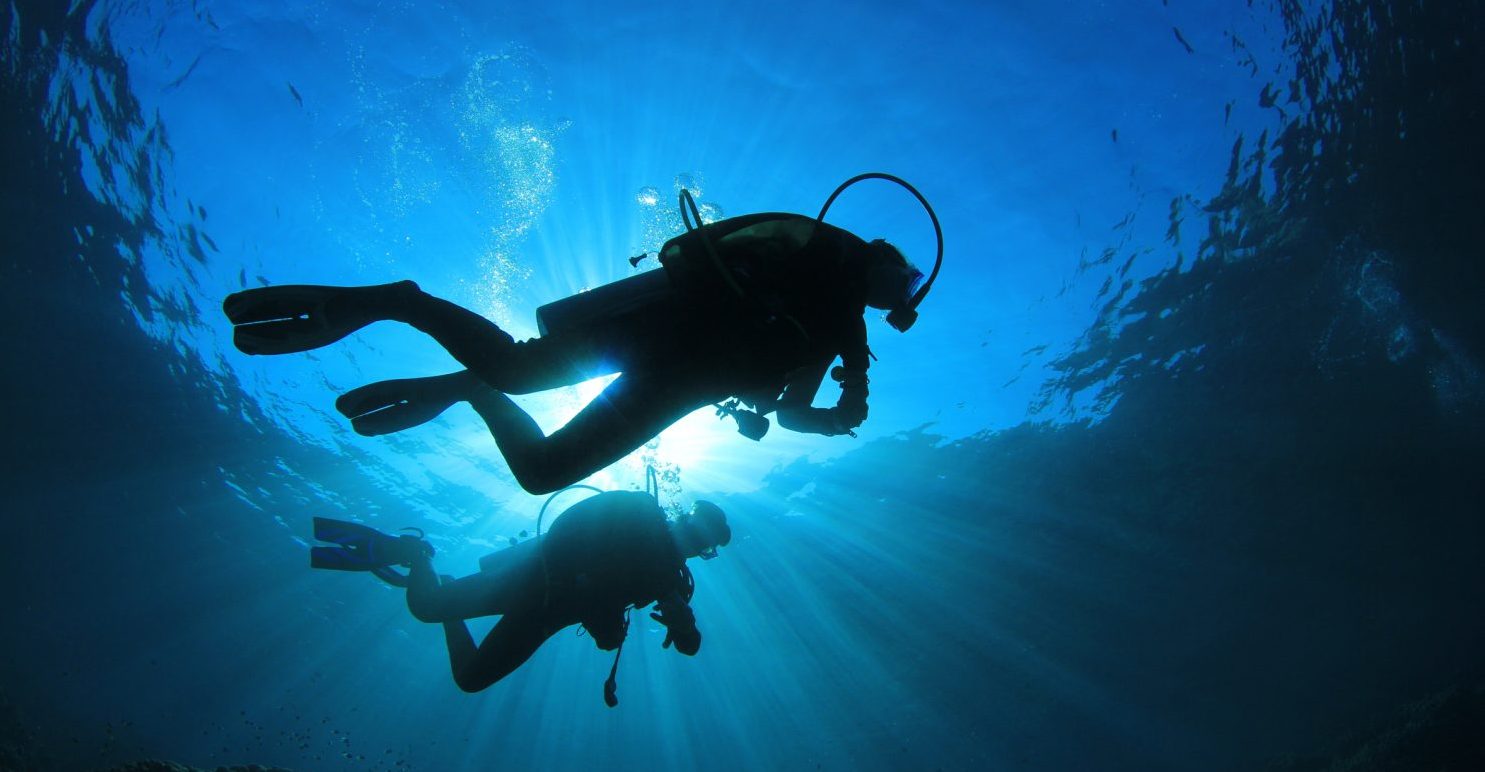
224,176,941,494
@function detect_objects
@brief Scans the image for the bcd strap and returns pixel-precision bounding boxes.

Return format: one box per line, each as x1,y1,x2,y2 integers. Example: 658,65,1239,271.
679,563,696,604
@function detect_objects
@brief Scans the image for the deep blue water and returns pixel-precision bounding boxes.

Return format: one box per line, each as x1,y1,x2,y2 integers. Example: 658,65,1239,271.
3,0,1483,770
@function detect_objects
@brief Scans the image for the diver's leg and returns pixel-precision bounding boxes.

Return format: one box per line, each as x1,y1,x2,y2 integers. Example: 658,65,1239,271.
405,560,490,624
405,551,536,623
467,372,709,494
404,556,447,621
226,282,621,390
443,614,557,693
381,291,520,378
385,290,612,393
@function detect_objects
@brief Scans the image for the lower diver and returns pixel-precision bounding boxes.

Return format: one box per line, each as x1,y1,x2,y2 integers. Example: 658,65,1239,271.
311,491,731,705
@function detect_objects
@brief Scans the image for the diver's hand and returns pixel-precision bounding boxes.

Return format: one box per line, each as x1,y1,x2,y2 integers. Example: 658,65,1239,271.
828,406,867,437
649,601,694,645
829,367,869,436
650,601,700,655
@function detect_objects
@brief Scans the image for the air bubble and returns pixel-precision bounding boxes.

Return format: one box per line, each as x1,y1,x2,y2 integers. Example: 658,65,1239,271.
1385,325,1414,362
674,172,702,197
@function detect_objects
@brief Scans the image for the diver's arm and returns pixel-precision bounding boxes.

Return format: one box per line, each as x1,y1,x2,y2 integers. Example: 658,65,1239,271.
773,358,836,435
775,318,871,436
650,590,701,656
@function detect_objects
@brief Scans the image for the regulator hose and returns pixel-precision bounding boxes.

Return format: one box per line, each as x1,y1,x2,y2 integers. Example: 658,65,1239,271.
679,189,744,298
816,172,944,330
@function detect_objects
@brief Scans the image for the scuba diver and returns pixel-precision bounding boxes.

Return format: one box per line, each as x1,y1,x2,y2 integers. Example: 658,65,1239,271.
310,490,731,705
224,175,942,494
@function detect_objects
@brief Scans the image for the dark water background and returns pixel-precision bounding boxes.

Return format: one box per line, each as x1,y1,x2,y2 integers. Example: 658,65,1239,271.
4,0,1484,770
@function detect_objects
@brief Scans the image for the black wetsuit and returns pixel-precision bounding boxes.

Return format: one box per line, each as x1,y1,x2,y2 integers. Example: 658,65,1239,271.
405,491,695,692
382,213,877,493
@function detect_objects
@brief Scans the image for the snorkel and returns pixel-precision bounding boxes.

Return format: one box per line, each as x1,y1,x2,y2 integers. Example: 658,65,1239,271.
816,173,944,332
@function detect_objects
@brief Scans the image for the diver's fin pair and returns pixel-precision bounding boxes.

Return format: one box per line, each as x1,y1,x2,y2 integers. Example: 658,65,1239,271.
335,370,487,437
222,280,418,355
310,517,433,588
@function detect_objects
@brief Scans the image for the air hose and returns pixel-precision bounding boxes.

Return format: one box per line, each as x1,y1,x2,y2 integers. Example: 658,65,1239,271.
645,464,660,499
679,189,745,299
816,172,944,331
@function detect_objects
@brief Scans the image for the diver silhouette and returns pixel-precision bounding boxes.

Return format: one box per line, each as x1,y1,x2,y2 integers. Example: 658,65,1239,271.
310,491,730,705
224,176,942,494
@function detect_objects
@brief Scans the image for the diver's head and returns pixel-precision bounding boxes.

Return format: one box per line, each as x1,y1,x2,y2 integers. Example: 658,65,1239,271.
672,500,731,560
864,240,924,329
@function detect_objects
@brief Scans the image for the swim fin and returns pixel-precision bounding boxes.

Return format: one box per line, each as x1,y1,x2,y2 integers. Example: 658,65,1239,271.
222,281,417,355
336,370,486,437
310,516,433,587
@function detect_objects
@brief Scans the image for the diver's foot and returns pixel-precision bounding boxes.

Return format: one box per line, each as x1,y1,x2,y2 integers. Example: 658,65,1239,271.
309,516,434,574
223,280,420,355
387,532,435,566
336,370,486,437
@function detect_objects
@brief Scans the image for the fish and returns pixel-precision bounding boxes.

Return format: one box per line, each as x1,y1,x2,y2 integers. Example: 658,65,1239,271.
165,53,204,90
1172,27,1195,55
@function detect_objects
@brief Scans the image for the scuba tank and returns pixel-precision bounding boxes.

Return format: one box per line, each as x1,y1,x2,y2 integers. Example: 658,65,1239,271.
536,173,941,339
534,267,675,336
533,211,776,337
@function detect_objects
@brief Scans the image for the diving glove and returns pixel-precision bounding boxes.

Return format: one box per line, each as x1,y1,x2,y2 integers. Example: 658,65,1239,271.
650,601,700,655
